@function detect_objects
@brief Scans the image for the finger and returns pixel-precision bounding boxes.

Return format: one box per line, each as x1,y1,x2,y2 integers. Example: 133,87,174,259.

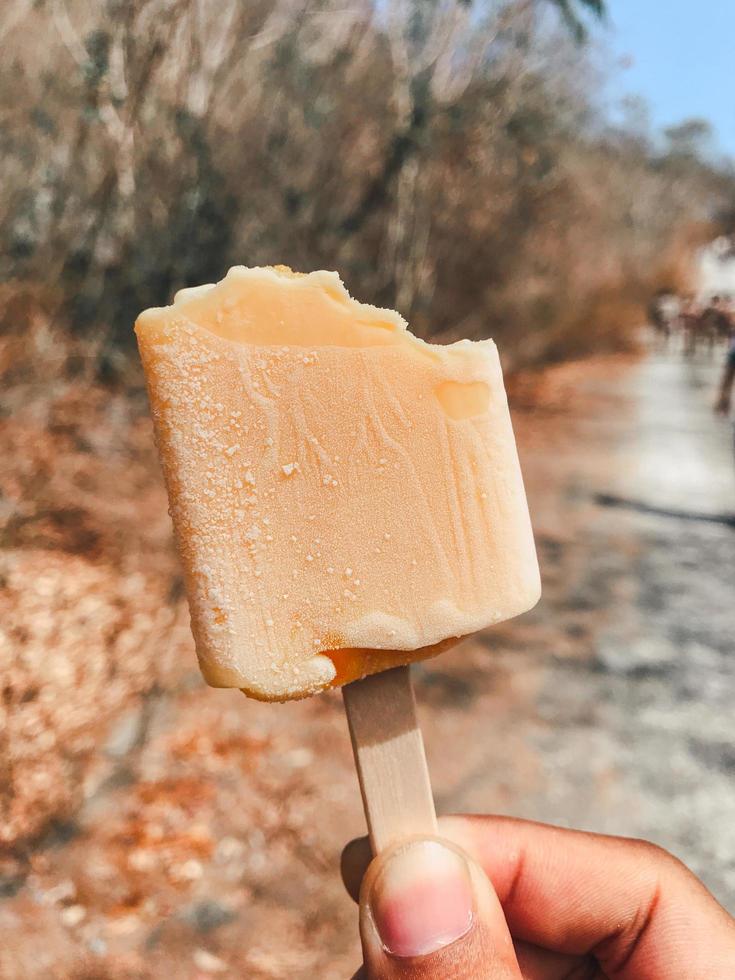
440,815,735,979
345,839,599,980
342,820,735,978
342,835,371,903
514,941,600,980
358,836,522,979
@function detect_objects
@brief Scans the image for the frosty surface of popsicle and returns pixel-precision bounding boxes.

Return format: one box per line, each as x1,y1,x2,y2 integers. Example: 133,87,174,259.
135,267,540,701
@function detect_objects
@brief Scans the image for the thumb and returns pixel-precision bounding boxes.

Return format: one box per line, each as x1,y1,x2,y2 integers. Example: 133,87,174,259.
357,836,522,979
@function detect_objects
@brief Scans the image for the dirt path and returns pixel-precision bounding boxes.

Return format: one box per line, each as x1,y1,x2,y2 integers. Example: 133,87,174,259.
432,345,735,904
2,346,734,979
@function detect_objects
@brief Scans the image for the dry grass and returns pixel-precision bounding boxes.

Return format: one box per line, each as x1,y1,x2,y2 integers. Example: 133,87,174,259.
1,1,731,374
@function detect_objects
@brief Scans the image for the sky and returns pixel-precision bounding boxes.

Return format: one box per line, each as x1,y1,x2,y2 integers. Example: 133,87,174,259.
605,0,735,157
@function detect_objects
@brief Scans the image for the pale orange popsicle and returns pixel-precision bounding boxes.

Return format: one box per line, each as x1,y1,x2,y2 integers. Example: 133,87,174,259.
135,266,540,701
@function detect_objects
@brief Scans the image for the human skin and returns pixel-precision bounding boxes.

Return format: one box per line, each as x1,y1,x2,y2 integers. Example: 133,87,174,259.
341,815,735,979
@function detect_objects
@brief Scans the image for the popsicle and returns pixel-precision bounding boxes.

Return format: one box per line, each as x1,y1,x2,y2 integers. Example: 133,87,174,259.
136,266,539,694
136,265,540,849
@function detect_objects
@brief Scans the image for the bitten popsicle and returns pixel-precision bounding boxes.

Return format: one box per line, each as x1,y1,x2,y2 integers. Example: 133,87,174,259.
136,266,539,702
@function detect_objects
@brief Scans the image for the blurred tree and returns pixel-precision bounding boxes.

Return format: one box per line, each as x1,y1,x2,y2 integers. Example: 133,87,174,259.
619,95,652,143
664,118,715,160
0,0,730,378
549,0,605,41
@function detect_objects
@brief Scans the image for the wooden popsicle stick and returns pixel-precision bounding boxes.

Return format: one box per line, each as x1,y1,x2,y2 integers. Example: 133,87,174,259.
343,665,437,854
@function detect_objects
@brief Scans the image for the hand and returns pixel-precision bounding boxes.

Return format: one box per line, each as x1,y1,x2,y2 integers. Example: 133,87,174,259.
341,815,735,979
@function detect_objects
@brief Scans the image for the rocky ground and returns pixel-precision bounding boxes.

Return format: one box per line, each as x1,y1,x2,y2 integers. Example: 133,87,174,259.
1,342,734,979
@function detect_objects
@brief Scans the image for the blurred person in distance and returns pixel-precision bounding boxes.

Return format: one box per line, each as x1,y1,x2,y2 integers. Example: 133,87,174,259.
646,288,678,346
342,815,735,979
714,294,735,416
714,331,735,416
701,295,733,351
681,293,703,355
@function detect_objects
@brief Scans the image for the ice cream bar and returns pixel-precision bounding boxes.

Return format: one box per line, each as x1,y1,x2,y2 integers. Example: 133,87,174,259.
135,266,540,702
